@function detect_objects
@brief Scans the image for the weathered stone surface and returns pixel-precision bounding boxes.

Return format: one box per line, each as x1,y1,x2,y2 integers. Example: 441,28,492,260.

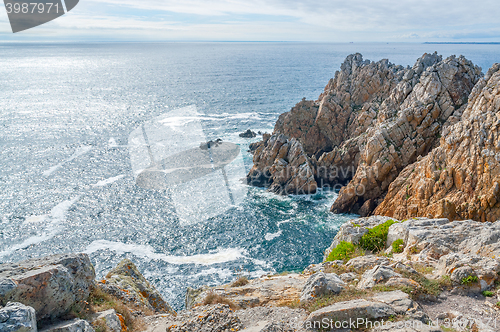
300,272,345,303
304,299,395,330
90,309,122,332
357,266,401,289
370,320,442,331
236,307,307,332
376,64,500,222
165,304,241,332
40,319,94,332
99,259,175,315
186,274,308,309
385,278,421,289
324,216,397,260
436,253,500,290
346,255,391,271
387,218,500,261
0,254,95,321
370,290,415,314
0,302,37,332
339,272,358,283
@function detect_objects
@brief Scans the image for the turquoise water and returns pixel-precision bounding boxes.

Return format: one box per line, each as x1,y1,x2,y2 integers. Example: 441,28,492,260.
0,42,498,309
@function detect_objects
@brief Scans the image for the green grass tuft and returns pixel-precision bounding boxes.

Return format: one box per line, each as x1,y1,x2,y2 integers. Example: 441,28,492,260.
359,219,398,252
482,290,494,297
392,239,405,253
326,241,364,262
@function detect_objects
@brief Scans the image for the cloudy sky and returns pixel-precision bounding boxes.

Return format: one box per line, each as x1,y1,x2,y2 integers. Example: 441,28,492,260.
1,0,499,42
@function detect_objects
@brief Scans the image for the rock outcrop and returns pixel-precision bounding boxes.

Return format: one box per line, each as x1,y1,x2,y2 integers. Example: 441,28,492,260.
375,64,500,222
247,52,486,218
0,254,95,321
99,259,175,315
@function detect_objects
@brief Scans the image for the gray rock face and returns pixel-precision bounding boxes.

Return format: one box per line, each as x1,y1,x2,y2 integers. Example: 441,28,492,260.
304,299,396,330
370,291,415,315
0,302,37,332
346,255,391,271
0,254,95,321
165,304,242,332
236,307,307,332
40,319,94,332
357,266,402,290
300,272,345,303
90,309,122,332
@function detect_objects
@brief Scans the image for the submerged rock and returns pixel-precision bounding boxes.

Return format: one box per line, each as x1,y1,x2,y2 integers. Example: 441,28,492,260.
239,129,257,138
0,253,95,321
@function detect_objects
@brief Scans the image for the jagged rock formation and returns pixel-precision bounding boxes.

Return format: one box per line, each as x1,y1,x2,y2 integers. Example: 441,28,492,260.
375,64,500,222
247,52,485,217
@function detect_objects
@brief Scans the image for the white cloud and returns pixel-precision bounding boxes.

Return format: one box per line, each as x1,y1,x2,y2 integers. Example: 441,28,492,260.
1,0,499,41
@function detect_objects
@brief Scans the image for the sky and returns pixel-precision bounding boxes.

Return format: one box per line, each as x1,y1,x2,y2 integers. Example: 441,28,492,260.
0,0,499,42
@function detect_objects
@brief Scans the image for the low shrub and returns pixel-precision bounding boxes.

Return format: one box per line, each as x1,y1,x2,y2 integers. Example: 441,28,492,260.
202,292,239,310
392,239,405,253
359,219,398,252
326,241,363,262
231,276,249,287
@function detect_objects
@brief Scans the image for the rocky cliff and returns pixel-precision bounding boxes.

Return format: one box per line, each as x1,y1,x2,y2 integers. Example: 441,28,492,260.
247,52,489,218
375,64,500,222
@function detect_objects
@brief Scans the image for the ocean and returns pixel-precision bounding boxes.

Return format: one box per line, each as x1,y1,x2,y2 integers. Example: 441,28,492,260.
0,42,498,309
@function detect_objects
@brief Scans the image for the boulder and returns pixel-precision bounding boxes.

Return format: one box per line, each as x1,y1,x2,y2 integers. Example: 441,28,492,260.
0,302,37,332
370,290,414,314
165,304,241,332
40,319,94,332
99,259,175,315
186,274,308,309
300,272,345,303
0,254,95,321
385,278,421,289
346,255,391,271
90,309,123,332
339,273,358,283
436,253,500,290
304,299,395,330
357,266,401,289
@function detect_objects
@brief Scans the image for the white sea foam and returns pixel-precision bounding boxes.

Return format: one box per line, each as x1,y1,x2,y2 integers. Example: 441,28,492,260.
108,138,118,147
264,230,283,241
84,240,246,265
23,215,48,224
43,146,92,177
0,196,80,258
91,175,125,187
